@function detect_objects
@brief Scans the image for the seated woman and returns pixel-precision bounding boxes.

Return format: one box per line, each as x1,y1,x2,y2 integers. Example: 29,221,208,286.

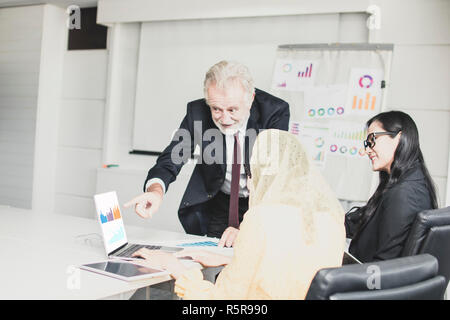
132,129,346,299
346,110,438,263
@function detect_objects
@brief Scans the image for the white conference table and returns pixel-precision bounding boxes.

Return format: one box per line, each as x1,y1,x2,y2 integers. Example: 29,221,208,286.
0,206,229,300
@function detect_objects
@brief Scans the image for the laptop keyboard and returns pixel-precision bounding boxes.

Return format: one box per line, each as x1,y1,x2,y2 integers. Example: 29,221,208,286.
116,244,162,257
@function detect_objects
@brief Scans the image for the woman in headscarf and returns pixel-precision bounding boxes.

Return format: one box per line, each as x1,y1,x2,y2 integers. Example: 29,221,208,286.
133,129,346,299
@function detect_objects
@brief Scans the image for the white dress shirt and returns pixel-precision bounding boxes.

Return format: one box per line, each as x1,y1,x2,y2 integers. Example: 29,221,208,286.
146,118,249,198
220,119,249,198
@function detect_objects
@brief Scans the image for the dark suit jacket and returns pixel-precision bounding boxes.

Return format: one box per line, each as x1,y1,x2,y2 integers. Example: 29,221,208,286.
144,88,290,235
346,163,434,263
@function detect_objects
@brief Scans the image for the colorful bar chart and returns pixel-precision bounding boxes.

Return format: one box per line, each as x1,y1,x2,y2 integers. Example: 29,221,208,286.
298,63,313,78
179,241,218,247
290,122,300,136
276,81,287,88
113,206,121,219
100,205,121,224
314,151,325,161
352,93,376,111
332,128,367,141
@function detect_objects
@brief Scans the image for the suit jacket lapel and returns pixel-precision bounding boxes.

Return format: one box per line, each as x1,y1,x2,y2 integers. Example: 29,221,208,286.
221,132,227,172
245,100,260,165
203,105,227,174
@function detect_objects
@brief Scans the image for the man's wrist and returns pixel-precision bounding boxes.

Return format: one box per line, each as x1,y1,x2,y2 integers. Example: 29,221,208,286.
146,183,164,197
145,178,166,194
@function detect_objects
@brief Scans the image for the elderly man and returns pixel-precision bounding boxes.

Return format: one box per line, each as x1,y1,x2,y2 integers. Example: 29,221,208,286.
125,60,290,247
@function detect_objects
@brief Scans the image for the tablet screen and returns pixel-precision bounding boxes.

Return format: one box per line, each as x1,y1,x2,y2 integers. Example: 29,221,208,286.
83,261,163,278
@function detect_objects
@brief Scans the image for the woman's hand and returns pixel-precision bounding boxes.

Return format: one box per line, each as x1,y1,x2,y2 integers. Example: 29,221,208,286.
175,249,232,267
131,248,188,280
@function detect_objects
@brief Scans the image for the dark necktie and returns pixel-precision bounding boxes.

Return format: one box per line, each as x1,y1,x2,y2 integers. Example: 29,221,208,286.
228,133,241,228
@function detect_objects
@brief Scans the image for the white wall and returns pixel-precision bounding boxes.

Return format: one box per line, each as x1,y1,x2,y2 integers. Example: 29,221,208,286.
32,4,67,214
53,49,108,219
0,3,104,217
96,23,189,232
0,4,73,215
0,5,43,208
132,13,369,153
370,0,449,207
97,0,370,24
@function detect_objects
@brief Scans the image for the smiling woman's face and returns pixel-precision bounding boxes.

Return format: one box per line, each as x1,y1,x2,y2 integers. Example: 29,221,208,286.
365,121,401,174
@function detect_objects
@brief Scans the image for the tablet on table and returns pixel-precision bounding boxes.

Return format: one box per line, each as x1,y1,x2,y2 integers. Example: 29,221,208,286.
80,260,168,281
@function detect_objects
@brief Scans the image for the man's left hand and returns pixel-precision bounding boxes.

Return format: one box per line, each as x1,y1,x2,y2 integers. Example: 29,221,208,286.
218,226,239,248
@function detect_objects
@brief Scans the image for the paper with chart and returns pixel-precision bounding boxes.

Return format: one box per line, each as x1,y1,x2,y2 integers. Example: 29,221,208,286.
272,59,319,91
327,122,367,159
346,68,383,117
304,85,348,119
291,122,329,167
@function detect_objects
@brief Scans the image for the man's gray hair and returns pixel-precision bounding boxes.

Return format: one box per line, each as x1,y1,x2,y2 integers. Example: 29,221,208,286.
204,60,255,106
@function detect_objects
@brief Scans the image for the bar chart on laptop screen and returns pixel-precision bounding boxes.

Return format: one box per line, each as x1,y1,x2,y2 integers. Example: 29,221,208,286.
99,205,121,224
94,192,126,250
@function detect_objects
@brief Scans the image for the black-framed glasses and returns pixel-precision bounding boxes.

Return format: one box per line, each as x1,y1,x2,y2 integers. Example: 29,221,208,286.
363,131,399,149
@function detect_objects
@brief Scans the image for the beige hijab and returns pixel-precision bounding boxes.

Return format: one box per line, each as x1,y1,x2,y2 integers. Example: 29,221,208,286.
249,129,344,244
173,129,345,300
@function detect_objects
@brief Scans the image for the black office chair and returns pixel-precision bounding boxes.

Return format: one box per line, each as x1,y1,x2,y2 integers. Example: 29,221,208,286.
305,254,446,300
402,206,450,287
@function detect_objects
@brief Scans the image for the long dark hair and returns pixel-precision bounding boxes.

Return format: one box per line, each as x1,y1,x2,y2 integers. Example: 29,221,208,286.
353,111,438,232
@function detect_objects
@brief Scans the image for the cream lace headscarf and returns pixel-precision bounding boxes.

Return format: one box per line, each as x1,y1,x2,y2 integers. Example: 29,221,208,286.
249,129,344,243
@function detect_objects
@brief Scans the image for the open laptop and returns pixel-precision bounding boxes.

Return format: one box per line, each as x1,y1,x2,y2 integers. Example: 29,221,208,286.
94,191,183,260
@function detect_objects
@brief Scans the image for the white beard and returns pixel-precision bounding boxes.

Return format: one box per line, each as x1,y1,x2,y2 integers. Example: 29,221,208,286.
212,111,250,136
213,118,241,136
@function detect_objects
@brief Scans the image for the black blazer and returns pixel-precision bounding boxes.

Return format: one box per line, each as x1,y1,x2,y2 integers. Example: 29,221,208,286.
144,88,290,235
346,164,434,263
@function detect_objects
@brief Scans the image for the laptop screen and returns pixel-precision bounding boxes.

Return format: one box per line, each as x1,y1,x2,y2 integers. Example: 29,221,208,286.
94,191,128,254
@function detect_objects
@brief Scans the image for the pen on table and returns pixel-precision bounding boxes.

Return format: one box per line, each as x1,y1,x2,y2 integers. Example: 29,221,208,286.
102,164,119,168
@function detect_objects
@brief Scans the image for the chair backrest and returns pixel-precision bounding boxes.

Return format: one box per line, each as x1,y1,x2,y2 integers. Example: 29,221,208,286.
305,254,446,300
402,206,450,284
